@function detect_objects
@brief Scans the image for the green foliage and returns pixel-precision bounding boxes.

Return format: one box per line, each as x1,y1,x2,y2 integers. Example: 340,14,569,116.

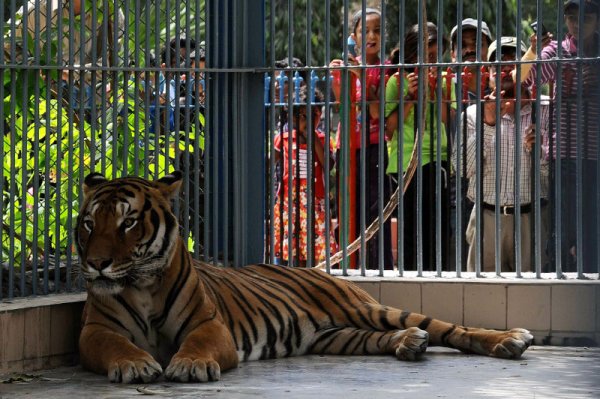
1,0,206,273
267,0,560,65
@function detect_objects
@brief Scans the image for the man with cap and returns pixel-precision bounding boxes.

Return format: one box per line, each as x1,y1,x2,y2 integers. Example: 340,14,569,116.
187,47,206,106
450,18,493,106
448,18,493,271
522,0,600,273
454,37,551,273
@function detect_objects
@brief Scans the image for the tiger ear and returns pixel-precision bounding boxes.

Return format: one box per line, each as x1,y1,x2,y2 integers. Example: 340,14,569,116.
83,173,107,197
156,171,183,201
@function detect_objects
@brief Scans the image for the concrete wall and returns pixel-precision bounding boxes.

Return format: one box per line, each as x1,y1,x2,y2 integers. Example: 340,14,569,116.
0,293,85,373
1,279,599,374
349,277,600,347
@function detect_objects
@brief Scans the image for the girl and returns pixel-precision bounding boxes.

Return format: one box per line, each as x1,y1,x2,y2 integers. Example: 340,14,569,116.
384,22,454,271
329,8,393,270
272,87,337,266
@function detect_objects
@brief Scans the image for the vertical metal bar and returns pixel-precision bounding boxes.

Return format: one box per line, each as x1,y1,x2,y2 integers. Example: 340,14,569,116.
204,0,212,262
29,0,43,297
89,1,98,174
193,0,204,258
212,2,221,265
222,0,230,265
435,0,443,276
396,0,406,277
513,1,524,278
132,0,141,177
416,1,424,276
454,0,463,277
378,0,386,276
575,2,584,279
324,0,332,273
533,0,544,278
53,0,65,293
8,55,16,297
306,0,315,268
43,0,53,295
232,0,240,266
285,0,294,267
340,0,349,275
19,13,29,296
474,1,484,277
493,0,503,277
182,0,193,243
268,0,276,264
143,1,152,179
64,0,76,293
76,0,87,292
554,4,564,278
358,1,366,274
0,3,5,299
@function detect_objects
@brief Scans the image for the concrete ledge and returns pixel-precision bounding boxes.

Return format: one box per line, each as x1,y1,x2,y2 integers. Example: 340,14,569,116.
1,277,598,374
348,276,600,347
0,293,86,374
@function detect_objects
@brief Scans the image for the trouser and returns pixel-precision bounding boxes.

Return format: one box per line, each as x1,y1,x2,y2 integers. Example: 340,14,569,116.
402,162,451,271
552,159,599,273
466,207,537,273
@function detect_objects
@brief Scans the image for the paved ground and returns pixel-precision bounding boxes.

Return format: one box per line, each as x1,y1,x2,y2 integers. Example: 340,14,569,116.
1,346,599,399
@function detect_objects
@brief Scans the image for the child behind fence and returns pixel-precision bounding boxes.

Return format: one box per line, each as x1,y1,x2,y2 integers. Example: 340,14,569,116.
272,86,338,267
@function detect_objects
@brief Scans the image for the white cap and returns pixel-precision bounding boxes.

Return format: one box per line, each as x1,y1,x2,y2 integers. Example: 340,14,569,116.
450,18,493,49
487,36,528,61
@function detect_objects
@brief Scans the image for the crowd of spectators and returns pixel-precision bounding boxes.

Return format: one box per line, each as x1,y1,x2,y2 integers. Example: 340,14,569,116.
268,0,599,273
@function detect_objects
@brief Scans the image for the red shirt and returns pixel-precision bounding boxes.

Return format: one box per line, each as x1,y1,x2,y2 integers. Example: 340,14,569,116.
274,129,331,199
334,58,390,149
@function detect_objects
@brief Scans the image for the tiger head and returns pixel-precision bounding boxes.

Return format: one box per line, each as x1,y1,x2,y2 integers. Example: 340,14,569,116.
75,172,183,297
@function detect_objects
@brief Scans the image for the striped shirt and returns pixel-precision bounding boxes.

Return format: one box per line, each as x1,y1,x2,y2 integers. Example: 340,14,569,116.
524,34,600,160
457,101,550,206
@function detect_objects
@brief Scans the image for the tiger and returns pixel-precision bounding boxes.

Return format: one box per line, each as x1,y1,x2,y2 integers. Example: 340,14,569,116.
75,171,533,384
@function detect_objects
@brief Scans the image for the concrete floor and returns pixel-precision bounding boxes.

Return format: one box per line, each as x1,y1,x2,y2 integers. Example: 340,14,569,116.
1,346,599,399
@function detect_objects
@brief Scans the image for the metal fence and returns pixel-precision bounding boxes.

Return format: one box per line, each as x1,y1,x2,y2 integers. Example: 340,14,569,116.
1,0,599,300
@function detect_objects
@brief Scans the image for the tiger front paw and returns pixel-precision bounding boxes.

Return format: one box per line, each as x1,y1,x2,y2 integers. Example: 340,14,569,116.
165,356,221,382
108,357,162,383
394,327,429,361
491,328,533,359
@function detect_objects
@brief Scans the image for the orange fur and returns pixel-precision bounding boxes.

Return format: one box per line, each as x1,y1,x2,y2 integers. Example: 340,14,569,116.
76,173,532,383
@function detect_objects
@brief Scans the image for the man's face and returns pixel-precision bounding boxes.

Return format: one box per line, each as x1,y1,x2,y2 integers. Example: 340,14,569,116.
489,48,517,96
452,28,490,64
565,7,599,40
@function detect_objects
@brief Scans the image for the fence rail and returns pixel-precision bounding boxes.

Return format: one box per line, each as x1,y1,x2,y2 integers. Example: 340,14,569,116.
1,0,599,300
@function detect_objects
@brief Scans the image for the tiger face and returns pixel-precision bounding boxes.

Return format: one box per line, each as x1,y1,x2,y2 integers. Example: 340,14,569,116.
75,172,182,296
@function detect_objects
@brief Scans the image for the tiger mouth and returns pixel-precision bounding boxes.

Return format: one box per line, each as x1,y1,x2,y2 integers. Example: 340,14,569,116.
88,276,125,295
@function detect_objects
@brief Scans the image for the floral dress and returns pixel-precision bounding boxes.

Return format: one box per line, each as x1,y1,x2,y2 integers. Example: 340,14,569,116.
273,129,338,263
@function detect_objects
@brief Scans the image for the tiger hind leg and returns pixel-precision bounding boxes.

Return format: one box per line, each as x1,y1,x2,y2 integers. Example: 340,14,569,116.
310,326,429,361
369,305,533,359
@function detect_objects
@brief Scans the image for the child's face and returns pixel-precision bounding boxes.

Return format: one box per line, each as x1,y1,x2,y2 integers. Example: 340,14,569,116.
427,44,439,72
295,107,320,134
295,109,308,134
565,8,599,40
353,13,381,58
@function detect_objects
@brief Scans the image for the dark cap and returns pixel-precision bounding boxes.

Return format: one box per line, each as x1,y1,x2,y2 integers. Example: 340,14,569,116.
564,0,600,13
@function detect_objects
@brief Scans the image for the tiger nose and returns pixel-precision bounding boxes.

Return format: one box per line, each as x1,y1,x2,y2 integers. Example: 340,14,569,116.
87,257,113,271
